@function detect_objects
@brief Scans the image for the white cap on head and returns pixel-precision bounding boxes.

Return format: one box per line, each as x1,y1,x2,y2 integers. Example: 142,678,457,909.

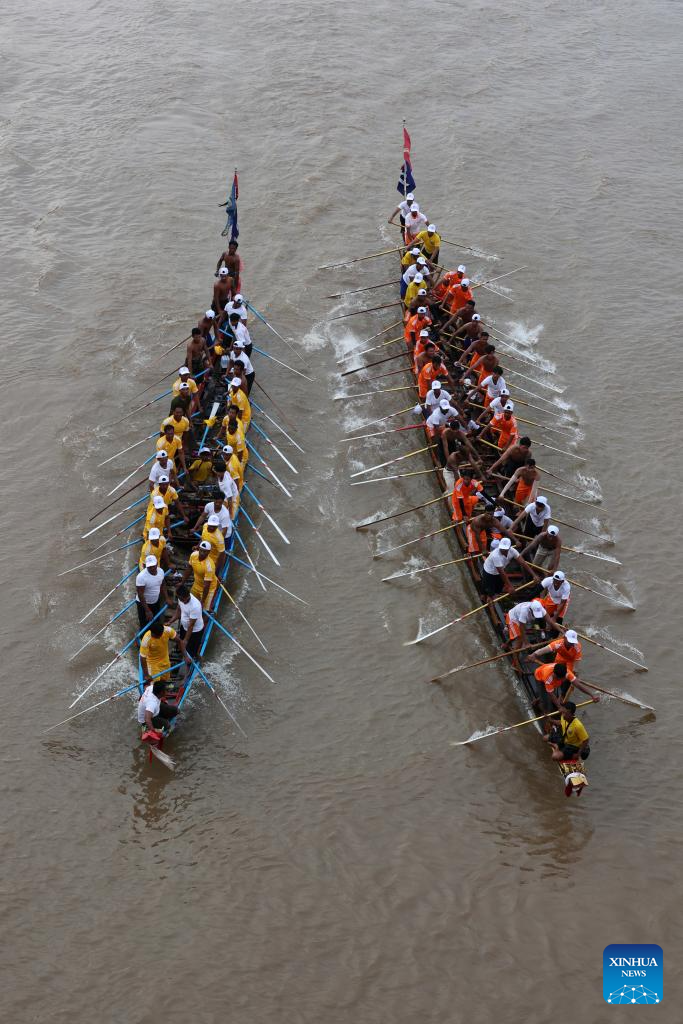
500,388,510,396
458,264,467,273
179,382,190,390
145,555,158,568
179,366,189,375
439,399,450,411
230,376,242,387
153,496,165,509
499,537,512,551
148,528,161,541
463,378,473,388
553,570,566,582
431,381,442,393
417,306,427,314
410,203,420,212
234,293,243,302
531,600,545,618
158,475,169,484
219,268,229,276
156,450,167,460
205,310,215,318
547,524,560,536
491,537,500,550
472,314,481,321
461,278,470,287
428,223,436,232
199,446,210,454
420,329,430,338
222,444,233,455
416,256,427,265
199,540,212,551
536,496,548,506
565,629,578,644
411,247,420,256
493,507,505,519
208,514,220,526
504,401,514,412
234,339,245,348
406,193,415,202
413,273,424,284
417,289,427,296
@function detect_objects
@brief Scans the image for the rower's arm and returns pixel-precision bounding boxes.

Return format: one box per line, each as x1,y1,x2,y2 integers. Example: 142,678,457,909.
215,252,226,274
388,206,401,224
510,511,525,533
140,656,151,683
516,555,539,581
193,512,206,532
529,643,552,663
570,678,600,702
520,536,538,560
498,470,519,499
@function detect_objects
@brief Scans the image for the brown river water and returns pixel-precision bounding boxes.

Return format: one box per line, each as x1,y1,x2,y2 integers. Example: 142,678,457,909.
2,0,682,1021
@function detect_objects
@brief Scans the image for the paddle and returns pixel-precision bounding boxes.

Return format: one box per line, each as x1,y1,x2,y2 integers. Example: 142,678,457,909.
251,345,316,383
246,300,307,366
328,300,402,322
237,505,280,565
246,441,292,498
242,482,290,544
382,552,484,582
79,566,138,624
58,537,141,577
204,612,276,684
250,399,304,453
341,423,424,443
325,279,398,299
341,349,409,377
253,380,300,434
319,246,404,271
576,631,648,672
431,642,547,682
350,444,436,479
450,700,594,747
577,678,654,711
355,491,450,530
404,580,534,647
249,421,298,473
69,599,137,661
216,580,268,653
375,522,454,557
439,238,501,259
97,432,158,468
350,467,440,485
339,334,404,361
334,384,416,399
227,552,308,604
186,656,248,736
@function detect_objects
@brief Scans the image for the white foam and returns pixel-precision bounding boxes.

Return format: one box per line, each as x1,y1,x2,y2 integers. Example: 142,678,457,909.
576,473,603,502
582,625,645,661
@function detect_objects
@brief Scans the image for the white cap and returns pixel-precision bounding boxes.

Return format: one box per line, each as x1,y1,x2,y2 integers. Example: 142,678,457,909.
410,247,420,256
417,289,427,296
530,600,545,618
503,401,514,412
410,203,419,212
461,278,470,287
406,193,414,202
199,540,212,551
416,256,427,266
547,524,560,536
230,376,242,387
208,514,220,526
491,538,500,550
219,268,229,276
413,273,424,284
472,314,481,321
439,399,450,411
431,380,442,391
234,293,243,302
145,555,158,568
419,329,430,338
493,507,505,519
222,444,233,455
417,306,427,314
199,446,210,454
457,264,467,273
153,496,165,509
553,570,566,582
156,450,167,460
427,223,436,232
179,382,190,390
205,310,215,319
565,629,578,644
463,378,473,388
536,496,548,506
499,538,512,551
234,339,245,348
148,528,161,541
500,389,510,397
179,366,190,374
158,475,169,484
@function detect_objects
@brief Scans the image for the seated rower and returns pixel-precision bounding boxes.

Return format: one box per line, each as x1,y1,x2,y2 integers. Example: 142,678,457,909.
401,255,430,299
232,338,255,393
415,378,453,418
220,406,248,465
199,514,227,573
511,495,552,540
135,554,167,629
156,423,186,474
545,700,594,763
534,663,598,715
417,353,452,401
220,443,244,491
426,398,458,439
503,598,554,652
451,467,484,525
455,325,488,368
144,494,170,541
182,541,218,611
151,475,190,526
442,278,473,322
172,366,200,415
537,570,572,626
466,506,516,558
195,493,233,540
521,523,562,572
161,406,192,454
404,305,432,346
414,223,441,265
139,526,169,571
430,266,464,311
404,272,428,310
442,419,486,480
224,292,249,325
227,374,252,429
138,679,178,735
149,449,178,490
188,446,214,485
480,402,519,452
531,628,582,671
488,435,533,480
498,458,539,507
415,340,444,376
226,312,253,357
480,536,538,599
140,619,177,685
480,368,508,409
168,585,205,675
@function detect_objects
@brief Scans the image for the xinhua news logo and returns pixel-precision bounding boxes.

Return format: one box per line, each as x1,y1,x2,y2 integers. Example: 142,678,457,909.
603,944,663,1005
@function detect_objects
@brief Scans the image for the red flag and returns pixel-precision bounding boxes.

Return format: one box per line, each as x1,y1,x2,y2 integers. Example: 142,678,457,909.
233,171,239,200
403,126,411,163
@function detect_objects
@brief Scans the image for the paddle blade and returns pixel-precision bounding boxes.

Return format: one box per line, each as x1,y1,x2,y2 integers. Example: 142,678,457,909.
149,746,176,771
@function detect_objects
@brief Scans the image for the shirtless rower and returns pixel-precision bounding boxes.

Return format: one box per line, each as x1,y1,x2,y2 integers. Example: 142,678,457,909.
499,458,540,507
465,506,516,558
197,310,217,347
442,419,486,480
215,240,241,288
488,435,533,479
521,523,562,572
212,267,234,314
186,327,210,378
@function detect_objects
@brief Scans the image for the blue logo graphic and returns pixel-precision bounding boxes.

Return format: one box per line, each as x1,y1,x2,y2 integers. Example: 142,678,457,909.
603,944,663,1004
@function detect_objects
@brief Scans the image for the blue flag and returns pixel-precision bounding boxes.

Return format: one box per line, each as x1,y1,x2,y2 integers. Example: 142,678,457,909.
221,171,239,239
397,160,416,196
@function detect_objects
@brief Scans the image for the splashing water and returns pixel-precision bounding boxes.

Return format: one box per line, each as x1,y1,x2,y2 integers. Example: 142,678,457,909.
583,625,645,662
576,571,635,610
576,473,603,502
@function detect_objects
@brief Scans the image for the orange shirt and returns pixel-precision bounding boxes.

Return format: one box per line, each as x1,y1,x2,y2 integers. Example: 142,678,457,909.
548,638,583,668
490,413,518,449
534,662,576,693
444,284,473,314
418,362,448,400
514,478,535,506
404,313,431,343
451,478,482,522
433,271,462,302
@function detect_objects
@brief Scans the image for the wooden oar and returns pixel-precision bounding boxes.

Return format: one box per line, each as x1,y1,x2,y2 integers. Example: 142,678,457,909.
45,681,141,733
88,475,150,522
542,486,604,510
360,318,405,344
340,334,404,362
158,334,192,359
431,642,547,682
382,552,484,582
354,365,413,384
249,399,305,453
356,491,450,530
375,522,454,557
131,367,180,401
471,266,526,292
328,300,402,322
341,350,409,377
351,467,439,485
334,384,416,399
227,552,308,604
450,700,594,747
345,403,417,431
404,580,534,647
217,580,268,653
439,238,501,259
350,444,436,479
505,502,605,541
576,631,647,672
97,432,158,468
342,423,424,443
325,279,398,299
528,438,586,462
526,561,626,608
577,678,654,711
319,246,404,271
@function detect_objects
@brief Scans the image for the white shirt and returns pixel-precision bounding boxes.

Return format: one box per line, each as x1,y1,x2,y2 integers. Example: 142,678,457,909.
136,568,164,604
405,211,428,237
424,387,452,412
508,601,541,626
398,198,412,218
148,460,174,485
232,321,252,347
481,374,508,400
489,396,511,416
137,685,161,724
234,351,254,375
542,576,571,605
525,501,552,527
223,300,248,322
493,512,514,531
403,264,420,285
483,546,519,576
204,500,232,530
216,472,238,503
426,405,457,430
178,594,204,633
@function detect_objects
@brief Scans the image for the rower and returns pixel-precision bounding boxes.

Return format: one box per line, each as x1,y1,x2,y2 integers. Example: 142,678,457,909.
466,507,516,559
139,527,169,571
212,460,238,517
168,584,205,672
169,380,194,419
137,679,178,735
413,328,436,367
215,240,241,287
480,402,519,452
450,311,482,353
224,292,249,324
480,536,537,600
426,398,458,439
188,446,214,485
213,267,234,314
156,423,186,473
195,493,233,540
442,278,473,320
160,406,192,453
511,495,552,539
417,353,451,401
144,494,170,541
404,202,428,242
531,628,583,671
187,326,211,377
401,255,429,300
503,598,554,651
151,476,190,526
534,663,598,715
480,368,508,408
499,458,540,507
220,407,248,465
232,338,255,392
388,191,416,227
415,378,452,417
221,443,244,491
415,339,443,376
537,570,572,626
197,311,217,346
199,514,227,573
442,420,486,480
545,700,594,764
414,223,441,264
182,540,218,610
149,450,178,490
404,305,432,346
486,388,513,418
400,245,422,280
140,619,177,684
227,312,253,357
172,366,199,402
488,435,533,479
430,266,465,309
468,344,499,385
451,467,484,525
404,272,427,309
135,554,167,629
521,523,562,572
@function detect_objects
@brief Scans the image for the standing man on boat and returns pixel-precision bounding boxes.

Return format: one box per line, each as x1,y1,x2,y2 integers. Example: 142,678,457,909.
503,598,554,651
182,541,218,611
414,223,441,265
215,240,241,289
511,496,552,539
187,327,211,379
135,555,168,629
403,202,428,242
521,523,562,572
388,191,416,228
140,619,177,684
168,584,205,668
212,267,234,314
195,493,233,540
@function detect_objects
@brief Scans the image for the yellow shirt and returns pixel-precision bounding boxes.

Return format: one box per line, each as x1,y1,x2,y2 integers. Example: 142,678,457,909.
404,279,427,308
161,414,190,439
140,625,177,675
414,229,441,256
189,456,214,483
228,452,244,489
151,484,179,508
222,417,247,455
139,536,167,570
144,504,169,539
560,717,589,747
189,550,217,604
401,249,419,269
201,523,226,563
156,435,182,462
172,377,198,396
228,387,251,429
